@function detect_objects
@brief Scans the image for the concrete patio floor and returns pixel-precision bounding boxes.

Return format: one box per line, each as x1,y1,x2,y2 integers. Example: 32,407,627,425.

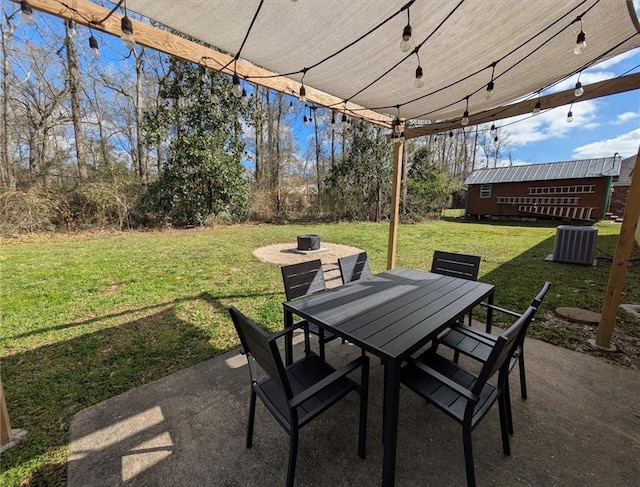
67,330,640,486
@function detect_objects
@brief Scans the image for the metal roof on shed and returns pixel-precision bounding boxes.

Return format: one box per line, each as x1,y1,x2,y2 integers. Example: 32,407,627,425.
612,156,636,186
464,157,621,185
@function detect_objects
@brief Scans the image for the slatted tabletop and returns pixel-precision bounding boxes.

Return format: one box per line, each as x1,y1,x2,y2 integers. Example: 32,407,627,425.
284,267,494,361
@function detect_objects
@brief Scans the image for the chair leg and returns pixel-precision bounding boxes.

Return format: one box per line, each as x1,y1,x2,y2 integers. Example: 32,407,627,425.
518,351,527,400
318,330,325,360
358,355,370,459
462,425,476,487
505,378,514,436
286,429,299,487
246,388,257,449
498,390,511,456
453,350,461,363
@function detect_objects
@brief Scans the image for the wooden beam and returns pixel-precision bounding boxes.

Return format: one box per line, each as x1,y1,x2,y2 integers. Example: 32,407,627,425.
22,0,392,127
404,73,640,139
387,141,403,270
595,147,640,349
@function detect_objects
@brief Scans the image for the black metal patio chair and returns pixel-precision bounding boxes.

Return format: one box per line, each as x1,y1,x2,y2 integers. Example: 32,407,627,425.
229,306,369,487
431,250,481,281
338,252,373,284
281,259,340,361
431,250,482,325
401,306,537,487
435,281,551,403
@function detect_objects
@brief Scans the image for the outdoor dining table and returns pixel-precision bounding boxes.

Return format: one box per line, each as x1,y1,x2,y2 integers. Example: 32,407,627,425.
283,266,495,487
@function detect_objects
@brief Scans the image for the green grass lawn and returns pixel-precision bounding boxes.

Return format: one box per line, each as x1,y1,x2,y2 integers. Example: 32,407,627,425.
1,220,638,485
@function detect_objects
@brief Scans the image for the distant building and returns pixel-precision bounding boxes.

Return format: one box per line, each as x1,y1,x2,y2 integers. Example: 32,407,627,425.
464,157,621,221
608,156,636,219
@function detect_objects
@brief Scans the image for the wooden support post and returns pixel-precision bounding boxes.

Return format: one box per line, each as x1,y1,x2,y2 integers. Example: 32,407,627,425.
594,147,640,350
1,376,26,452
387,141,404,270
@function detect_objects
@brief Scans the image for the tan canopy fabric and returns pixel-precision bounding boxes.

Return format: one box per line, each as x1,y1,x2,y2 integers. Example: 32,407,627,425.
125,0,640,124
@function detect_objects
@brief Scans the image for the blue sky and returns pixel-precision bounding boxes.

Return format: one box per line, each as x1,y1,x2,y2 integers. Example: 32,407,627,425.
492,48,640,164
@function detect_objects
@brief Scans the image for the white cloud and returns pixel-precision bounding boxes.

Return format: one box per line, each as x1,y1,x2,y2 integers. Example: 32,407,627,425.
572,128,640,159
496,99,600,148
589,50,638,71
614,111,639,124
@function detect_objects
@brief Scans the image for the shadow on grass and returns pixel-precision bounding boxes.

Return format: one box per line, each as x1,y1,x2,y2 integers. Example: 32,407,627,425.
479,232,639,364
1,290,280,486
4,291,281,342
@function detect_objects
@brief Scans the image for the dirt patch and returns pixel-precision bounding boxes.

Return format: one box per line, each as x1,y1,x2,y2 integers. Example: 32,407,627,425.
253,242,366,287
532,312,640,370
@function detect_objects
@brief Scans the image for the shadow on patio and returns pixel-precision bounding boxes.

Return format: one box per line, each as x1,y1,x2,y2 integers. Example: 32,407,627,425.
67,330,640,486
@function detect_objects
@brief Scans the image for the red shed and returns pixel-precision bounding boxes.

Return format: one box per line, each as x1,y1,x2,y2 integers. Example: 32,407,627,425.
464,157,621,221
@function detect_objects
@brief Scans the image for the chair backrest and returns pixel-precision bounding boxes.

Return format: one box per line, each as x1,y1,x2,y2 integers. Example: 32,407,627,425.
281,259,326,301
338,252,372,284
478,306,537,387
431,250,481,281
531,281,552,309
228,306,291,396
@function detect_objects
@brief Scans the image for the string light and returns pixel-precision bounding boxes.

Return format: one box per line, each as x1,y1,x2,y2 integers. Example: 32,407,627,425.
489,123,497,137
299,68,308,102
566,104,574,123
66,19,77,39
232,73,243,98
461,96,470,126
414,52,424,88
19,1,36,26
241,88,248,106
574,17,586,55
449,130,454,138
400,7,412,52
574,81,583,97
533,100,541,115
532,92,541,115
486,62,496,99
88,33,100,60
493,135,499,147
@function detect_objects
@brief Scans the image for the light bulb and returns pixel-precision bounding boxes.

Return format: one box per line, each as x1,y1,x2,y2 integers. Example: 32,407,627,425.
66,19,76,39
566,110,573,123
232,74,242,98
303,115,309,125
486,81,494,99
241,89,248,106
20,1,36,26
493,135,499,147
461,110,469,126
89,35,100,60
415,66,424,88
341,113,348,124
211,92,219,103
400,24,412,52
120,16,135,49
299,85,306,103
533,101,541,115
392,117,402,134
574,31,586,55
574,81,584,97
490,123,497,137
449,131,454,138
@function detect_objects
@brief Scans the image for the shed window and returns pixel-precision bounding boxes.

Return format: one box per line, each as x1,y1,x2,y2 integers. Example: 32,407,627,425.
479,184,492,199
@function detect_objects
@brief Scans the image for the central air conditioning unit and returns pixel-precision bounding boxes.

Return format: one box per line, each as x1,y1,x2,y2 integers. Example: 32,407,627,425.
551,225,598,265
